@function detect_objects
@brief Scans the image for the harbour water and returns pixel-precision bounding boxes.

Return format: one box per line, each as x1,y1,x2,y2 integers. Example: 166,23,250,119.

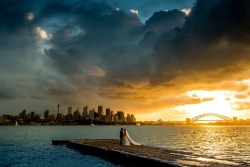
0,125,249,166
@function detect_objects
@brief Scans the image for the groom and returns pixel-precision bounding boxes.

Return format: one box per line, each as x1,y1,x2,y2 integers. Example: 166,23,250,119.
119,128,124,145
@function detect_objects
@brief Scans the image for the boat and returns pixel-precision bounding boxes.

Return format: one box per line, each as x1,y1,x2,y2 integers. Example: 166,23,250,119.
136,123,140,126
90,123,95,126
15,121,18,126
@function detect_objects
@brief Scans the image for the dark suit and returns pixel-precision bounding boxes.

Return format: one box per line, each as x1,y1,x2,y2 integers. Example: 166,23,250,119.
120,129,123,145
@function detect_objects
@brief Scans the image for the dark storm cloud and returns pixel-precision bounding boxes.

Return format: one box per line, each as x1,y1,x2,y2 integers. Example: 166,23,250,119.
0,0,31,31
40,0,250,101
105,0,195,21
2,0,250,105
0,0,44,102
152,0,250,84
43,1,145,85
145,9,186,32
184,0,250,43
44,5,186,85
1,0,188,104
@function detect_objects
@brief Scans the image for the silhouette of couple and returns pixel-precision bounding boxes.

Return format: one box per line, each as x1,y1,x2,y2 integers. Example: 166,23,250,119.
119,128,140,146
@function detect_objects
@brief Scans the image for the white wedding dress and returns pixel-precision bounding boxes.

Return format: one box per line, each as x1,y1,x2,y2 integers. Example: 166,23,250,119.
122,130,141,146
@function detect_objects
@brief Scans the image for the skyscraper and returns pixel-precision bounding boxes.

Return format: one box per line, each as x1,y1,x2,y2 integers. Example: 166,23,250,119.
106,108,111,116
82,106,88,118
117,111,124,122
89,108,95,120
98,105,103,120
131,114,136,122
44,110,50,119
126,114,131,123
31,111,35,119
68,107,72,115
22,109,26,119
73,110,80,120
104,108,111,122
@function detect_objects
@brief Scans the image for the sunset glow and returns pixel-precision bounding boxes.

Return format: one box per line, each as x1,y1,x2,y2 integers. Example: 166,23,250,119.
1,0,250,122
1,1,250,167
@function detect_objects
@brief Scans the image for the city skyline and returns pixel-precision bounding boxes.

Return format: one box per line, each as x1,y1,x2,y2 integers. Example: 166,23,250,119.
2,103,249,123
2,104,132,117
1,0,250,121
1,104,137,125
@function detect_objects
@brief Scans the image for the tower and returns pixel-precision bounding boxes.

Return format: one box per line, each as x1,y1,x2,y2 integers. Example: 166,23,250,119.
186,118,191,124
57,104,60,120
57,104,60,115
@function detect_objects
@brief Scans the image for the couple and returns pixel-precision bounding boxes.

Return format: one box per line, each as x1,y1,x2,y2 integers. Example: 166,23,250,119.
119,128,141,146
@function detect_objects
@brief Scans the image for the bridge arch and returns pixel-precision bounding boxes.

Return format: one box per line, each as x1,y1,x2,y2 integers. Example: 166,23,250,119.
191,113,232,122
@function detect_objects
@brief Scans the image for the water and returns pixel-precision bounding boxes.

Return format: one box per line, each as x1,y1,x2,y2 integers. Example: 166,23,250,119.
0,125,249,166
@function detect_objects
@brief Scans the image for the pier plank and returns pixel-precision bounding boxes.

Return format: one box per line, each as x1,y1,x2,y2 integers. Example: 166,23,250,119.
52,139,246,167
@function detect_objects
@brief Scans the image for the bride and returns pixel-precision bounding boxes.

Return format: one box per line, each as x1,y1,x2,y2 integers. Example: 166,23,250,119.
122,129,141,146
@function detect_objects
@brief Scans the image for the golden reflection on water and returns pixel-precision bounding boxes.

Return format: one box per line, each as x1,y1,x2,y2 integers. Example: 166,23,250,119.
188,126,243,159
138,125,249,164
201,126,225,155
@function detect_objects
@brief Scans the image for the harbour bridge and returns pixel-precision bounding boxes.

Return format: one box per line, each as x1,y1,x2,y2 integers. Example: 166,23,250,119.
187,113,233,123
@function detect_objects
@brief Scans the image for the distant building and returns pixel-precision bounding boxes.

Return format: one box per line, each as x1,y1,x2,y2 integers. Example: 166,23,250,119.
30,111,35,119
98,105,103,120
3,114,15,121
68,107,72,115
186,118,191,124
114,114,119,123
117,111,124,122
111,115,115,122
50,114,55,120
126,114,131,123
21,109,27,119
106,108,111,116
73,110,80,120
89,108,95,120
34,114,41,122
233,117,238,123
82,106,88,118
44,110,50,119
57,113,63,120
104,115,110,122
131,114,135,122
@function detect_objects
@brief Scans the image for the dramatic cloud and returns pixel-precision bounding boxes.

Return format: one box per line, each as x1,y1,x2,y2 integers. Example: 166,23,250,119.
181,8,191,15
26,12,34,21
130,9,139,15
1,0,250,120
35,27,51,40
153,0,250,83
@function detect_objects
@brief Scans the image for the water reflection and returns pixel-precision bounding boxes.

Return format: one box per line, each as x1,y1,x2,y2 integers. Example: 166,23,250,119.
133,125,249,164
0,125,249,165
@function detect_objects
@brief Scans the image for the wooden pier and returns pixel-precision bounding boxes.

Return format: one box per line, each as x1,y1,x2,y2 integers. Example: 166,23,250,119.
52,139,246,167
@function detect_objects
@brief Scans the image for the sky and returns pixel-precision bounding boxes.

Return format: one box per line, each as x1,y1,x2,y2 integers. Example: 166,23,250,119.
1,0,250,121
